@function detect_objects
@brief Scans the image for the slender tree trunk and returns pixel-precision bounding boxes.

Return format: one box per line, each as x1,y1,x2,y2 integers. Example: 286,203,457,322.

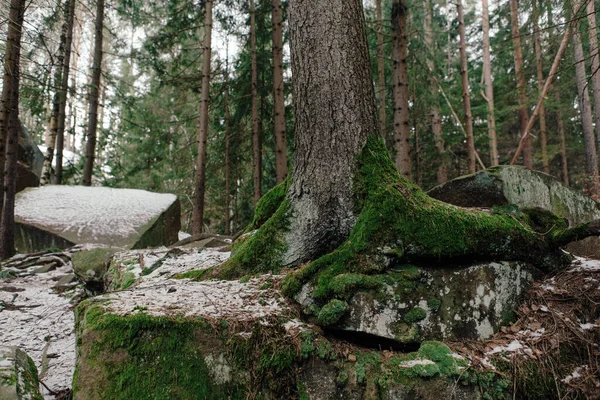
586,0,600,158
554,89,569,186
68,4,83,153
392,0,411,179
510,0,533,169
82,0,104,186
284,0,378,265
425,0,447,183
225,69,231,236
251,0,262,202
376,0,386,138
573,22,598,185
533,0,549,174
458,0,476,174
272,0,287,185
482,0,498,167
191,0,213,235
0,0,25,259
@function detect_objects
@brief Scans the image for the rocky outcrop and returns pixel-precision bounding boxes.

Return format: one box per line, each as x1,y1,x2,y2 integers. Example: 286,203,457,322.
72,248,119,294
0,347,43,400
428,166,600,258
295,262,535,344
17,121,44,193
14,186,180,253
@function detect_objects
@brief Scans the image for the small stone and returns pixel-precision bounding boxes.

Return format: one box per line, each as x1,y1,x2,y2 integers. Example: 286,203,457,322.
32,263,57,274
167,287,177,293
348,354,357,362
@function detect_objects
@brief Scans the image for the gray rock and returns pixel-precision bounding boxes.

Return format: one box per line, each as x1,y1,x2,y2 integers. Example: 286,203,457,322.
0,346,43,400
72,248,118,291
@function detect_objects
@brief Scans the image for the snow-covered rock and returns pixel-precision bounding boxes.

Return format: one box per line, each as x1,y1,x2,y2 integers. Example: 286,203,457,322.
14,186,180,252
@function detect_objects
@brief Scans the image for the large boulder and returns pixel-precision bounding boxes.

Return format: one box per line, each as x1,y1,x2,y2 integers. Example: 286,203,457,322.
428,166,600,258
14,186,180,252
295,261,535,344
0,347,43,400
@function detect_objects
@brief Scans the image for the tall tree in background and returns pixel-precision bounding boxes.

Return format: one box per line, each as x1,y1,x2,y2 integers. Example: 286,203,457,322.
192,0,213,235
457,0,476,174
425,0,447,183
375,0,386,138
532,0,549,173
224,61,231,236
572,16,598,189
586,0,600,158
251,0,262,202
510,0,533,169
555,88,569,185
0,0,26,259
481,0,498,167
40,0,76,185
82,0,105,186
272,0,287,185
392,0,411,179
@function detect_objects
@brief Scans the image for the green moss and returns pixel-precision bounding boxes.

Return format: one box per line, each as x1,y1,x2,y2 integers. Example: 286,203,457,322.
317,299,348,326
427,298,441,312
246,178,289,232
335,370,348,387
403,307,427,323
417,341,461,376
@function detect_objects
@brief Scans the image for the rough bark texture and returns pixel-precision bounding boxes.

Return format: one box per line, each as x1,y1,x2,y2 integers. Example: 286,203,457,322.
392,0,411,179
225,62,231,236
272,0,287,185
573,23,598,180
251,0,262,202
82,0,104,186
510,0,533,169
555,89,569,186
533,0,549,174
376,0,386,139
191,0,213,235
0,0,25,259
283,0,378,266
586,0,600,158
458,0,476,174
55,0,76,184
425,0,447,183
482,0,498,167
68,4,83,153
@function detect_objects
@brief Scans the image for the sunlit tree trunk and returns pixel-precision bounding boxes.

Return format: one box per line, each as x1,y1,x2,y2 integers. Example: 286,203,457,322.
392,0,411,179
0,0,25,259
510,0,533,169
458,0,476,173
482,0,498,167
82,0,104,186
192,0,213,235
533,0,549,174
272,0,287,185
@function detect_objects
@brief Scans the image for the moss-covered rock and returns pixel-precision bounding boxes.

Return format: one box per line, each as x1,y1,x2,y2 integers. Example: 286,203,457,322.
428,166,600,258
72,248,119,293
0,346,43,400
295,261,535,344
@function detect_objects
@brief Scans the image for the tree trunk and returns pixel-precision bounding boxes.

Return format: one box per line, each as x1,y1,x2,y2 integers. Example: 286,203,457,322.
572,22,598,184
482,0,498,167
510,0,533,169
586,0,600,158
0,0,25,259
191,0,213,235
225,62,231,236
272,0,287,185
533,0,549,174
392,0,411,179
282,0,378,265
251,0,262,202
82,0,104,186
555,89,569,186
376,0,386,138
67,3,83,153
458,0,476,174
425,0,447,183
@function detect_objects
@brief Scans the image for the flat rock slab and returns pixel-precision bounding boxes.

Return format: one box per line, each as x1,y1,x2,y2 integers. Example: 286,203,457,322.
15,186,180,252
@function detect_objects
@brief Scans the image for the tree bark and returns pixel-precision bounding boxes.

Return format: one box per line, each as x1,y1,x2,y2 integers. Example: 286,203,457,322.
272,0,287,185
573,21,598,184
586,0,600,159
82,0,104,186
425,0,447,183
392,0,411,179
533,0,549,174
376,0,387,139
68,4,83,153
0,0,25,259
510,0,533,169
251,0,262,202
482,0,498,167
225,61,231,236
283,0,378,265
458,0,476,174
191,0,213,235
555,89,569,186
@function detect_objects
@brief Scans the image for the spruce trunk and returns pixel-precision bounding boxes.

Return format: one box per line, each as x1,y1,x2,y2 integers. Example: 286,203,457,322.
458,0,476,174
533,0,549,174
586,0,600,158
482,0,498,167
376,0,386,138
272,0,287,185
251,0,262,202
